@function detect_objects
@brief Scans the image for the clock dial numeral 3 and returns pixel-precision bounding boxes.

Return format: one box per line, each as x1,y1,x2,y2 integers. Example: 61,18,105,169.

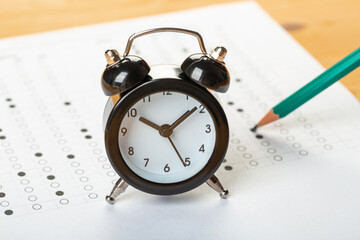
205,124,211,133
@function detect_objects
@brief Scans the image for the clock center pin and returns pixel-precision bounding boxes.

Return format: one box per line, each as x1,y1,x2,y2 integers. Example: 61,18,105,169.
159,124,173,138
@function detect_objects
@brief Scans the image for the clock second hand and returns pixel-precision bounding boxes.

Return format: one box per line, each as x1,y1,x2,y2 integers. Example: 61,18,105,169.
167,136,186,167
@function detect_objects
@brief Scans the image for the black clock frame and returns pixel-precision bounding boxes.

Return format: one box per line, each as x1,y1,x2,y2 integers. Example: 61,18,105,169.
105,78,229,195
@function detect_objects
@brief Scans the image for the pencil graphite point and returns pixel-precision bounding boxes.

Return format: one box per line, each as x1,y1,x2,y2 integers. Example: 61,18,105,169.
250,125,258,132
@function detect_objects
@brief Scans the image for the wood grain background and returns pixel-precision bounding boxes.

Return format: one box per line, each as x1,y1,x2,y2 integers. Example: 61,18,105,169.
0,0,359,100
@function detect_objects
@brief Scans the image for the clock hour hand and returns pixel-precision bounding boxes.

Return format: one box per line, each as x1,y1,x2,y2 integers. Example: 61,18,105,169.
169,106,198,131
139,117,161,131
167,136,186,167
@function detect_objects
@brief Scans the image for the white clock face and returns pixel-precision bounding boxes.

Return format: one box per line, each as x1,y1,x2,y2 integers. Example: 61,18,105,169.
118,91,216,184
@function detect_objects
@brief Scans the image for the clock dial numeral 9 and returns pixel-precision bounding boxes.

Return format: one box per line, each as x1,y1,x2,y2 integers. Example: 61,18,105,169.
164,164,170,172
205,124,211,133
121,127,127,136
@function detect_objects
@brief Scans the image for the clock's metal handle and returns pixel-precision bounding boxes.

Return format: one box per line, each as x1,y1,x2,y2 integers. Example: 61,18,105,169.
123,27,208,57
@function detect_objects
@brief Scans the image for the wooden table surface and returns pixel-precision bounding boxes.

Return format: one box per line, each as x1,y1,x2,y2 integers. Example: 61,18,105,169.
1,0,359,100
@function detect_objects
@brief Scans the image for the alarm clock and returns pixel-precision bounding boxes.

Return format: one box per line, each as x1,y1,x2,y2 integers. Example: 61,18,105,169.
101,28,230,204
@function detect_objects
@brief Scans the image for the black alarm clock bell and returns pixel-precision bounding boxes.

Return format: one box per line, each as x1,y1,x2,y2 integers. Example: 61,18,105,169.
101,28,230,204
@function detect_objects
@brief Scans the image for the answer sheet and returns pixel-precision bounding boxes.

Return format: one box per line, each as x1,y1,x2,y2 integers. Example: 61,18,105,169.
0,1,359,239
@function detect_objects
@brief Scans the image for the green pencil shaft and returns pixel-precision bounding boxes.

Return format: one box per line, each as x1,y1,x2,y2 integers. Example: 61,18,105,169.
273,47,360,118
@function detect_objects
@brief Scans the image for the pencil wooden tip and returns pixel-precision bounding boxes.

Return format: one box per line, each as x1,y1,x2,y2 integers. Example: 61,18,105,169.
256,109,280,128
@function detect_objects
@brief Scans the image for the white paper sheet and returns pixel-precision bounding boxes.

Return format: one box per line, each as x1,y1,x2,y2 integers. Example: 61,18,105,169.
0,1,359,239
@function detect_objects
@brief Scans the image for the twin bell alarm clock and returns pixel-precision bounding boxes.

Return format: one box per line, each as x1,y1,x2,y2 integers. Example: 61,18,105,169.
101,28,231,204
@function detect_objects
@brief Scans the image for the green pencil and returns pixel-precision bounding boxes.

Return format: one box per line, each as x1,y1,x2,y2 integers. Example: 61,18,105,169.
254,47,360,129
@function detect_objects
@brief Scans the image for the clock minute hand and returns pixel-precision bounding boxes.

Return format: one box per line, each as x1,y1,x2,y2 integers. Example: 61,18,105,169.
139,117,161,131
167,136,186,167
169,106,198,131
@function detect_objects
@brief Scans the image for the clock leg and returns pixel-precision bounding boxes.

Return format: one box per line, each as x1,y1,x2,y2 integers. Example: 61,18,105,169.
105,178,129,204
206,175,229,199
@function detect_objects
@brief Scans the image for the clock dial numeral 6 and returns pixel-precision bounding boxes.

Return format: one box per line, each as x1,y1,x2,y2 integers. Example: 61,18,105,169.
127,108,137,117
164,164,170,172
205,124,211,133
